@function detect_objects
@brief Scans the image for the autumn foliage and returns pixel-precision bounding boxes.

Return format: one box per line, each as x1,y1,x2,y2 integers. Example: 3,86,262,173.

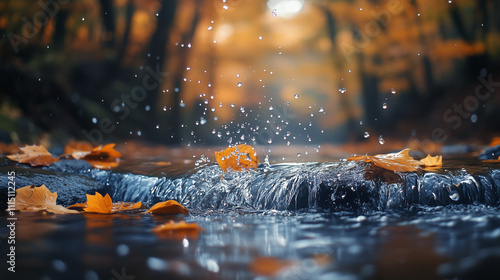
7,145,60,167
348,149,444,172
215,144,259,172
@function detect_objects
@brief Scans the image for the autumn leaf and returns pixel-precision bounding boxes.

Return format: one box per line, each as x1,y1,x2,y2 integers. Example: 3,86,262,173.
82,192,141,214
347,148,421,172
7,145,60,166
420,154,443,167
146,200,189,215
489,137,500,147
0,142,19,155
84,192,113,214
61,142,121,169
215,144,259,172
249,256,297,277
13,185,78,214
152,220,202,239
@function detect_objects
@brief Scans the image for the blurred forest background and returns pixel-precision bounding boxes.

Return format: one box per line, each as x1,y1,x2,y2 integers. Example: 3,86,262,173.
0,0,499,152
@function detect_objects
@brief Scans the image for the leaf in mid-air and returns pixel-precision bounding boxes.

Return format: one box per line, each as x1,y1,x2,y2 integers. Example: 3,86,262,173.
420,154,443,167
146,200,189,215
347,148,421,172
215,144,259,172
14,185,78,214
7,145,60,166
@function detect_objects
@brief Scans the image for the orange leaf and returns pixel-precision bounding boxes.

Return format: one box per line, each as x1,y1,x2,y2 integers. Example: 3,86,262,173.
146,200,189,215
67,202,88,209
152,220,202,239
489,137,500,147
420,154,442,167
13,185,78,214
83,143,121,169
7,145,60,166
84,192,113,214
215,144,259,172
249,256,297,277
347,148,421,172
60,140,93,159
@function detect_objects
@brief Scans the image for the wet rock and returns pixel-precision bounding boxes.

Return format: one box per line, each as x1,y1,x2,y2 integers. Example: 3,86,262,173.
478,145,500,160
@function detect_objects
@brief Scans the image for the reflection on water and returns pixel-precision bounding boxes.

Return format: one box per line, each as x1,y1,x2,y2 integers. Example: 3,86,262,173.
2,205,500,280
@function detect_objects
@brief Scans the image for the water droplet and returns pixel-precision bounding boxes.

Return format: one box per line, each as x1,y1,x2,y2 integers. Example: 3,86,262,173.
294,94,299,99
297,152,301,157
382,103,387,109
272,9,277,17
269,106,273,111
200,117,207,125
378,135,385,145
364,132,370,138
391,88,396,94
448,0,452,3
223,5,228,10
258,36,263,40
145,105,151,111
163,106,167,111
240,106,245,113
92,117,97,124
237,82,243,87
208,26,213,30
186,67,191,70
155,125,160,129
471,114,477,123
318,107,324,113
230,103,235,108
359,121,363,125
339,88,346,94
449,191,459,201
82,17,85,21
180,100,185,107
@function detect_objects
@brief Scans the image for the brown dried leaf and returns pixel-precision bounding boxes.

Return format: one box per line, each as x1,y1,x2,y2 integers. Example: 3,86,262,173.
7,145,60,166
13,185,78,214
347,149,421,172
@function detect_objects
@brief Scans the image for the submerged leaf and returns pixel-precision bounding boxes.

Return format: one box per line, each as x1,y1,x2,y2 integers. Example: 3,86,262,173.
84,192,113,214
215,144,259,172
14,185,78,214
420,154,443,167
7,145,60,166
152,220,202,239
146,200,189,215
249,256,297,277
347,149,421,172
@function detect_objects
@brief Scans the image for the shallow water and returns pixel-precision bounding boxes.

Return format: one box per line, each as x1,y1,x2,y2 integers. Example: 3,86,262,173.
1,158,500,279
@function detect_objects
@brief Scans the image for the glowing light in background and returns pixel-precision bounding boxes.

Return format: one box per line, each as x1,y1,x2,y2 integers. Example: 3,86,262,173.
267,0,304,18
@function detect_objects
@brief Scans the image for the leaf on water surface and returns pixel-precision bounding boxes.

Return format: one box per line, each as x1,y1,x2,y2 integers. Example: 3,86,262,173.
152,220,202,239
420,154,443,167
146,200,189,215
82,192,141,213
215,144,259,172
249,256,297,277
14,185,78,214
0,142,20,155
84,192,113,214
347,148,421,172
62,142,121,169
7,145,60,166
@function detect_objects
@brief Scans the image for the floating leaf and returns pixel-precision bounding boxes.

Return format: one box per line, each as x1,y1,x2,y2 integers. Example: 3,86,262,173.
420,154,443,167
249,256,297,277
81,192,141,213
347,149,421,172
215,144,259,172
146,200,189,215
84,192,113,214
7,145,60,166
152,220,202,239
13,185,78,214
60,140,93,159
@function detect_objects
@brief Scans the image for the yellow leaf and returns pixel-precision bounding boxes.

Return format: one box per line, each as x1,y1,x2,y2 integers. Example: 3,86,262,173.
420,154,443,167
84,192,113,214
7,145,60,166
215,144,259,172
146,200,189,215
347,149,421,172
13,185,78,214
